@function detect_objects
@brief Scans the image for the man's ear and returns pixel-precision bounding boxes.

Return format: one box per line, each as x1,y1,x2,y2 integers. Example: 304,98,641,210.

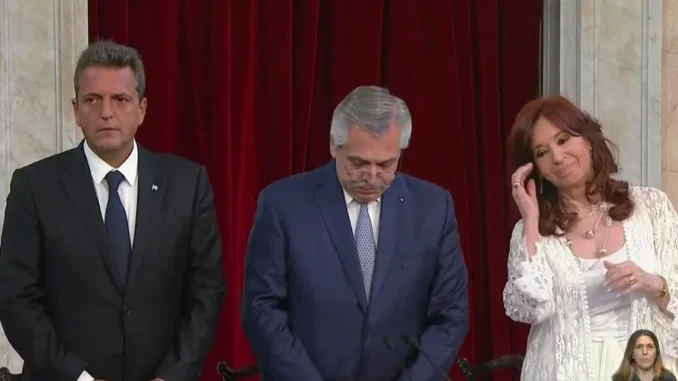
329,137,337,158
71,97,82,127
138,97,148,125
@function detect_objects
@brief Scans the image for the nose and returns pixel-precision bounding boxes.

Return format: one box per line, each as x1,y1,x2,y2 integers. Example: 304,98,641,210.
358,167,385,187
100,98,114,120
356,166,378,182
367,166,379,179
551,146,565,164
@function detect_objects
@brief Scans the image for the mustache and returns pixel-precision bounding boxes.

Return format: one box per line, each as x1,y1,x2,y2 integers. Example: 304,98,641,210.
351,180,386,190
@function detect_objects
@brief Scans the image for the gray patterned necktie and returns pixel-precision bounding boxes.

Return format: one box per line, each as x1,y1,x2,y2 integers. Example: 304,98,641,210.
355,202,376,302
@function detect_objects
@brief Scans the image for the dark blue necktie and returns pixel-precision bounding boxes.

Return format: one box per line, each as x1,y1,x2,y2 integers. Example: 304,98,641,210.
105,171,131,286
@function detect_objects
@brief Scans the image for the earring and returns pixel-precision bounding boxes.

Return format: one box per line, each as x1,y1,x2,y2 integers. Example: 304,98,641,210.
539,176,543,194
590,147,593,166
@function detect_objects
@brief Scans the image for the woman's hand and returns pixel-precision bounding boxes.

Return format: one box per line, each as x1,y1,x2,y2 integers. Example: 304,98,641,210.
511,162,539,224
511,163,542,258
603,260,665,298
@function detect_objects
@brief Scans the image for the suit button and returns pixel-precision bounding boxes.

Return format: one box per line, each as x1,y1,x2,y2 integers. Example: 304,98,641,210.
123,306,131,315
365,332,371,341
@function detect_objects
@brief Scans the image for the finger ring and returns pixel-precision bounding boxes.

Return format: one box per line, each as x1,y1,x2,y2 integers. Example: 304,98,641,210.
512,182,521,188
629,275,636,284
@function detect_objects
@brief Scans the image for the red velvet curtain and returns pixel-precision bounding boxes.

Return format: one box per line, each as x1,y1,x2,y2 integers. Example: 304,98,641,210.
88,1,542,380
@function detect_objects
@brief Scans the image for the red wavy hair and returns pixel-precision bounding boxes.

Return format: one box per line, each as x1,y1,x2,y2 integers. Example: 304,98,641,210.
507,95,634,237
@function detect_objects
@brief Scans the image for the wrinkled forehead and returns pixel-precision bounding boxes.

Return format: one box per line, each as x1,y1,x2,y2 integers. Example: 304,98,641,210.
78,66,139,97
340,125,401,159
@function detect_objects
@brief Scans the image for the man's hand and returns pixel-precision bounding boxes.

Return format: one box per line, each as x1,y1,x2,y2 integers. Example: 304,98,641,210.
150,378,164,381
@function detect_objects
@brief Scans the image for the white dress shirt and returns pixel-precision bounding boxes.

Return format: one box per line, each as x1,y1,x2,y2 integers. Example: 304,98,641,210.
83,140,139,244
343,189,381,245
77,140,139,381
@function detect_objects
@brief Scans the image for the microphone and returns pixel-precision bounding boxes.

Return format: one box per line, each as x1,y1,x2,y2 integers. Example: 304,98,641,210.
383,337,415,381
401,333,453,381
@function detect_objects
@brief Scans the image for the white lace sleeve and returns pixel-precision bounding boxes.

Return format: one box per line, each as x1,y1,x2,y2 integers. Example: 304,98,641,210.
503,220,556,324
645,188,678,357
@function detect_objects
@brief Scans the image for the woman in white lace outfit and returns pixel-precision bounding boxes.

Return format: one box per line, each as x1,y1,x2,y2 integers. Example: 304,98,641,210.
503,95,678,381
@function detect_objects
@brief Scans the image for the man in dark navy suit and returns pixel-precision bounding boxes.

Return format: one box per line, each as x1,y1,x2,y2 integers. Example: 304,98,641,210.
242,86,469,381
0,41,225,381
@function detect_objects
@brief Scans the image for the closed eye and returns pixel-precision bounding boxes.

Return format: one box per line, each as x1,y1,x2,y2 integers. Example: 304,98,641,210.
557,135,570,145
534,133,571,158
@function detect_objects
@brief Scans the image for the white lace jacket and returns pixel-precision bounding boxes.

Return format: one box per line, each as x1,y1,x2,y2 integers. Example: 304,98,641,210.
503,186,678,381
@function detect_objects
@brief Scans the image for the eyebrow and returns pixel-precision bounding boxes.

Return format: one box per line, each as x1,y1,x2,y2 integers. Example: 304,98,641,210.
81,92,134,98
532,130,565,150
346,155,398,165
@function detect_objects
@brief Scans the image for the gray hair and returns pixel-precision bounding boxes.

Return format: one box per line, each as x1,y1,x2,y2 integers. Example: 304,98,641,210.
74,40,146,98
330,86,412,149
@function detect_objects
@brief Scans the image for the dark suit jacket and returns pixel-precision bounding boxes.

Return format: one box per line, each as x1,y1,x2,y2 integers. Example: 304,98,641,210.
242,160,469,381
0,143,226,381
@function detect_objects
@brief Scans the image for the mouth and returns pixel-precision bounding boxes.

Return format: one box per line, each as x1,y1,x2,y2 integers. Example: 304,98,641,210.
356,187,382,194
554,164,574,178
97,127,118,133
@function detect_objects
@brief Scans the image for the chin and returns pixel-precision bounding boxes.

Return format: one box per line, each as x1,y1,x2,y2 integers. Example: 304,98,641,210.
92,138,126,151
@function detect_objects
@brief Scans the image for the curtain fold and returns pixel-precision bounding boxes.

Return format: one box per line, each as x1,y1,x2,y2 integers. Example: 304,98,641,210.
89,1,542,379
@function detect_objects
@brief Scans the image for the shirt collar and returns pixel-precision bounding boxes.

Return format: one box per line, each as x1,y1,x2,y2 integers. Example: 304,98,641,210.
342,188,381,206
83,140,139,186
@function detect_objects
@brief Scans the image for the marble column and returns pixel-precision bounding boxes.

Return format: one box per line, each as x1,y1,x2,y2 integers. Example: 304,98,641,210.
0,0,88,371
543,0,663,188
661,0,678,206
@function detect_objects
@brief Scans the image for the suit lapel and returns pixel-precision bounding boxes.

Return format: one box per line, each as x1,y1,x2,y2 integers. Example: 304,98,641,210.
315,161,369,314
58,144,124,292
370,177,406,302
127,147,166,286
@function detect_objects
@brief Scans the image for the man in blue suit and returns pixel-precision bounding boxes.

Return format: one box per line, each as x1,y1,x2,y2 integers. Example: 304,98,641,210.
242,86,469,381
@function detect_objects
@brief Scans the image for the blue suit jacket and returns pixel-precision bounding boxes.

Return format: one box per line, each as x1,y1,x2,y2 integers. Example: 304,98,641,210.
242,160,469,381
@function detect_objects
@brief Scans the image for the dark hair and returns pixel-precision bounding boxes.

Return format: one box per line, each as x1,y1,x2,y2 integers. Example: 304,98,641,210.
507,94,634,237
613,329,673,380
74,40,146,98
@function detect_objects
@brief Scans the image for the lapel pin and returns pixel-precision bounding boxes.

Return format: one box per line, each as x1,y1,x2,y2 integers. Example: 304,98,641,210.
151,184,158,191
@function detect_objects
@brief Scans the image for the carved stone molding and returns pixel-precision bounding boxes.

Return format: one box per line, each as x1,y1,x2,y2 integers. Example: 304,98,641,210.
543,0,662,188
